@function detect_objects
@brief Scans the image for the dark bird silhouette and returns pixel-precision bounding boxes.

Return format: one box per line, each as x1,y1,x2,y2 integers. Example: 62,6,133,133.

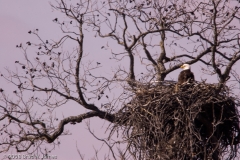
51,62,54,68
15,61,19,63
13,90,17,94
26,41,31,46
28,30,31,34
46,40,48,44
53,18,58,22
97,62,101,65
22,66,26,69
0,88,3,92
36,57,39,60
18,83,22,88
43,62,46,67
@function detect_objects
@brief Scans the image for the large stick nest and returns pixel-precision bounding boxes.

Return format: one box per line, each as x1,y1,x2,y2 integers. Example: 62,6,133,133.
114,81,240,160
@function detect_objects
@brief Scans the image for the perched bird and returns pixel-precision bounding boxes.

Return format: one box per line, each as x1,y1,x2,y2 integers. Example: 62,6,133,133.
178,64,195,84
18,83,22,88
26,41,31,46
175,64,195,92
51,62,54,68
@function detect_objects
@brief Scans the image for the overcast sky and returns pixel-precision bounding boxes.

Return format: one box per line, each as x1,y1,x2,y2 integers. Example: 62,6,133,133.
1,1,240,159
0,1,111,159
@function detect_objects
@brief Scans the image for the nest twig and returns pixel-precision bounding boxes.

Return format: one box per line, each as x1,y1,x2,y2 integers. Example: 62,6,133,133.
114,81,240,160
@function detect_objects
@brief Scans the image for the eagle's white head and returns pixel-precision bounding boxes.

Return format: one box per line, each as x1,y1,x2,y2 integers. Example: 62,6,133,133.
180,64,190,70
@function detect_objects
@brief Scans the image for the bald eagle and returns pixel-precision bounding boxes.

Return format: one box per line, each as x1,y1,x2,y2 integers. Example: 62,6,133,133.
175,64,195,91
178,64,195,84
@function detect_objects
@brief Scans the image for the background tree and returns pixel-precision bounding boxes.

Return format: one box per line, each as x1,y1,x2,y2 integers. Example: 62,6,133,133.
0,0,240,159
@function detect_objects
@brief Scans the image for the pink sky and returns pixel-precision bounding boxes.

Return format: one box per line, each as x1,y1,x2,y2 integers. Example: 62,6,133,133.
0,1,112,159
1,1,240,160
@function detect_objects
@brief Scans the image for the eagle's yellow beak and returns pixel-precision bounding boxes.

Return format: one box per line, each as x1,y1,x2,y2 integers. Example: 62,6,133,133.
180,65,184,69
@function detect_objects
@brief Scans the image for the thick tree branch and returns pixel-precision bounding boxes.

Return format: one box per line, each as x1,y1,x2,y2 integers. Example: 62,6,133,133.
1,110,114,152
164,47,212,75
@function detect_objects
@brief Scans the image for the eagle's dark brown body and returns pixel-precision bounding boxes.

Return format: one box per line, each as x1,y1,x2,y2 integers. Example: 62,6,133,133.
178,69,195,84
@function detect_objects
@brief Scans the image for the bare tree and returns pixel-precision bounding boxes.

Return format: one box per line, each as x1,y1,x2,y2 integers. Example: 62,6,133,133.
1,0,240,159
